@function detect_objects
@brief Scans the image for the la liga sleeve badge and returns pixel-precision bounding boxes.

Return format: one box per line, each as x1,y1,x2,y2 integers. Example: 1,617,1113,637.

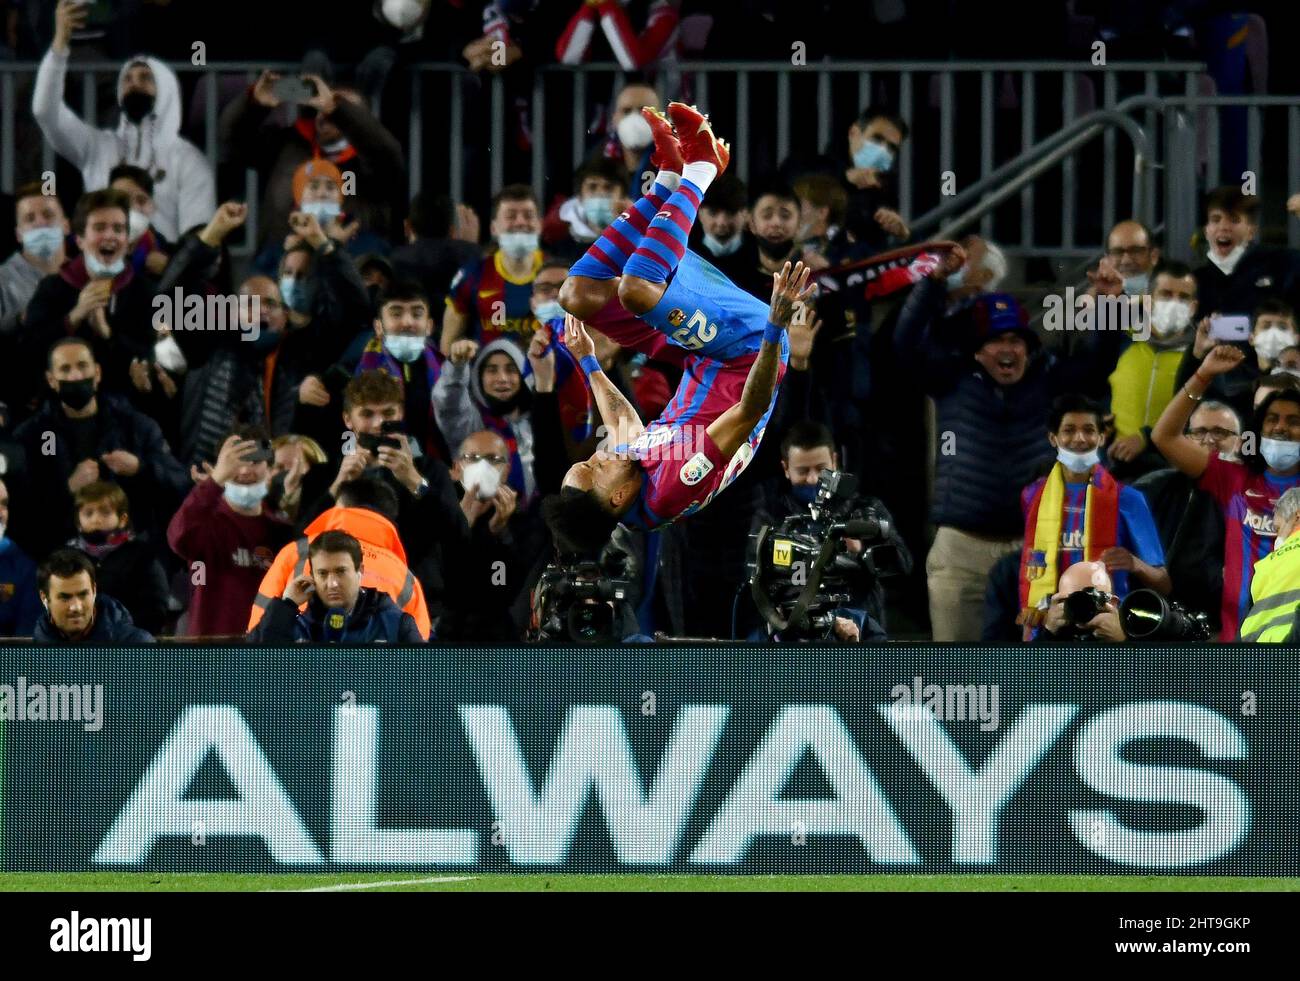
679,451,714,486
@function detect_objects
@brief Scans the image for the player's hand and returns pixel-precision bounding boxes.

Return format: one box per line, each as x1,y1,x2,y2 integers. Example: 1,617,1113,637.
1201,344,1246,377
448,338,480,365
284,574,315,606
1108,432,1146,463
562,313,596,360
768,260,816,330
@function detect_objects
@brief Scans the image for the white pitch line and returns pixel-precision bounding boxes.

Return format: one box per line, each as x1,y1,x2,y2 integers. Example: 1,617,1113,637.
266,876,476,892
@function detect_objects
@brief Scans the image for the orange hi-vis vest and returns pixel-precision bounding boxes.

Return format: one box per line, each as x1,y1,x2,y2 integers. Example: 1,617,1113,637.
247,505,431,639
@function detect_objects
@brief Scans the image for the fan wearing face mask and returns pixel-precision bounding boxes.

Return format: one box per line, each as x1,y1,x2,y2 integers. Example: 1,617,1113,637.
223,65,405,268
1193,186,1300,325
1,180,69,337
688,172,754,283
108,163,171,279
166,428,294,637
67,480,170,634
1018,394,1170,640
1248,298,1299,373
1106,262,1199,479
23,189,164,401
32,2,216,241
1154,343,1300,640
598,82,663,197
354,280,450,463
441,185,545,354
542,158,631,263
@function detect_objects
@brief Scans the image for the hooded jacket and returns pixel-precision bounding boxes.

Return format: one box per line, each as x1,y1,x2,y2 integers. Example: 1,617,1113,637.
32,593,155,644
32,48,216,241
246,505,431,639
433,338,536,500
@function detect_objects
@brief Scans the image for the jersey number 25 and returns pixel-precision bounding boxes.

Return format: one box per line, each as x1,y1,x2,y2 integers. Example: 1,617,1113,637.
672,310,717,350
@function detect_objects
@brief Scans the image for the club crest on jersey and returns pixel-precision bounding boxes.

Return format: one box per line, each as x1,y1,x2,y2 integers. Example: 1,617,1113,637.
680,451,714,486
667,308,686,327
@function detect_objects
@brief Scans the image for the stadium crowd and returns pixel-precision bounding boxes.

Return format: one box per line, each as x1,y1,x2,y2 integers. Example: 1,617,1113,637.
0,1,1298,644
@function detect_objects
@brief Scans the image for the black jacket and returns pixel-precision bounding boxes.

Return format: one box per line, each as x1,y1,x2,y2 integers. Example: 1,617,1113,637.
1193,245,1300,322
68,535,172,635
32,593,155,643
247,586,423,644
12,393,190,558
1132,467,1225,631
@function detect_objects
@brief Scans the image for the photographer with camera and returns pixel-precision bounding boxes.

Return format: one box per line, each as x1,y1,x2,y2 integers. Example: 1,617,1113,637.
748,420,912,641
1034,561,1127,643
1240,487,1300,642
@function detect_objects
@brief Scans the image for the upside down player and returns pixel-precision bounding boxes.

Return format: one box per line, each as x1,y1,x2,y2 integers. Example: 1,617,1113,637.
547,102,815,552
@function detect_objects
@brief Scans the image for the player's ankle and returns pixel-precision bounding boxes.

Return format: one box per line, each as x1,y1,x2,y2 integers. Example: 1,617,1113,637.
681,161,717,192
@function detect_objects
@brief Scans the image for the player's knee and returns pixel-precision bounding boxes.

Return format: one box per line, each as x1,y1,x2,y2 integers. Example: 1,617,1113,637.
618,275,659,315
559,276,607,320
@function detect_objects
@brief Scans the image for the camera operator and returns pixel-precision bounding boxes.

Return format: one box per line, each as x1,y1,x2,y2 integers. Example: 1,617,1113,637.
750,420,912,640
1034,561,1127,643
1240,487,1300,642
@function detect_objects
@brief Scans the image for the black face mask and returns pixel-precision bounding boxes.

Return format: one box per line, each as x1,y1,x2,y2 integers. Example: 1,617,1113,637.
58,378,96,411
121,90,155,124
756,237,795,261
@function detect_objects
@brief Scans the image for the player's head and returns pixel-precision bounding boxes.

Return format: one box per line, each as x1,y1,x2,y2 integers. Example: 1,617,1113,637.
559,448,644,520
544,472,636,557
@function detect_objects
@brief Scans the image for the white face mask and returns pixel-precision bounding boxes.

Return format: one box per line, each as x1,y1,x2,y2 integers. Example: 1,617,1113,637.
128,209,151,243
461,458,501,501
1253,326,1298,363
1208,243,1247,275
153,333,187,373
382,0,425,31
615,111,653,151
85,252,125,278
497,231,538,259
383,334,426,363
223,480,269,510
1056,447,1101,473
1151,299,1192,337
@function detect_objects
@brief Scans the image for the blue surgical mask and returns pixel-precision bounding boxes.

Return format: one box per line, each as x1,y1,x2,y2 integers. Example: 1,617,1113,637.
791,483,818,504
85,252,125,278
581,196,614,229
534,300,564,323
1260,437,1300,471
498,232,539,259
383,334,427,363
302,200,342,225
279,276,312,314
223,480,269,510
1122,273,1150,296
703,231,743,256
1056,447,1101,472
22,226,64,261
853,140,894,172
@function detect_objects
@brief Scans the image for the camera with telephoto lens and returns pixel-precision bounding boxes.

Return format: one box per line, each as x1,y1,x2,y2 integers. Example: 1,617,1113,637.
1063,586,1110,626
748,469,904,641
528,551,634,644
1119,589,1211,642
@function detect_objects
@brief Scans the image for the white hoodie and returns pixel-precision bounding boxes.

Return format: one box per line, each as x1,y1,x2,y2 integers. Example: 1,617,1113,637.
32,48,216,241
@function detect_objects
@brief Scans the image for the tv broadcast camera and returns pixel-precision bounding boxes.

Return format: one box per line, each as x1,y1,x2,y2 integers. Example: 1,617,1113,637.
748,470,905,642
528,549,636,645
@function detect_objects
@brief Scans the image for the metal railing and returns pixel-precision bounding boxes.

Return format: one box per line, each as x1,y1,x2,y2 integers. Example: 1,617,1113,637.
2,58,1207,261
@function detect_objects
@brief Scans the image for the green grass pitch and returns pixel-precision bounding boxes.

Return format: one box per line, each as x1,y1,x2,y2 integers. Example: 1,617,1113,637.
2,873,1298,892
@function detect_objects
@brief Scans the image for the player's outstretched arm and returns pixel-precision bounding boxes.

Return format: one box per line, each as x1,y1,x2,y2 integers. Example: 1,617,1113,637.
707,261,813,457
564,313,646,443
